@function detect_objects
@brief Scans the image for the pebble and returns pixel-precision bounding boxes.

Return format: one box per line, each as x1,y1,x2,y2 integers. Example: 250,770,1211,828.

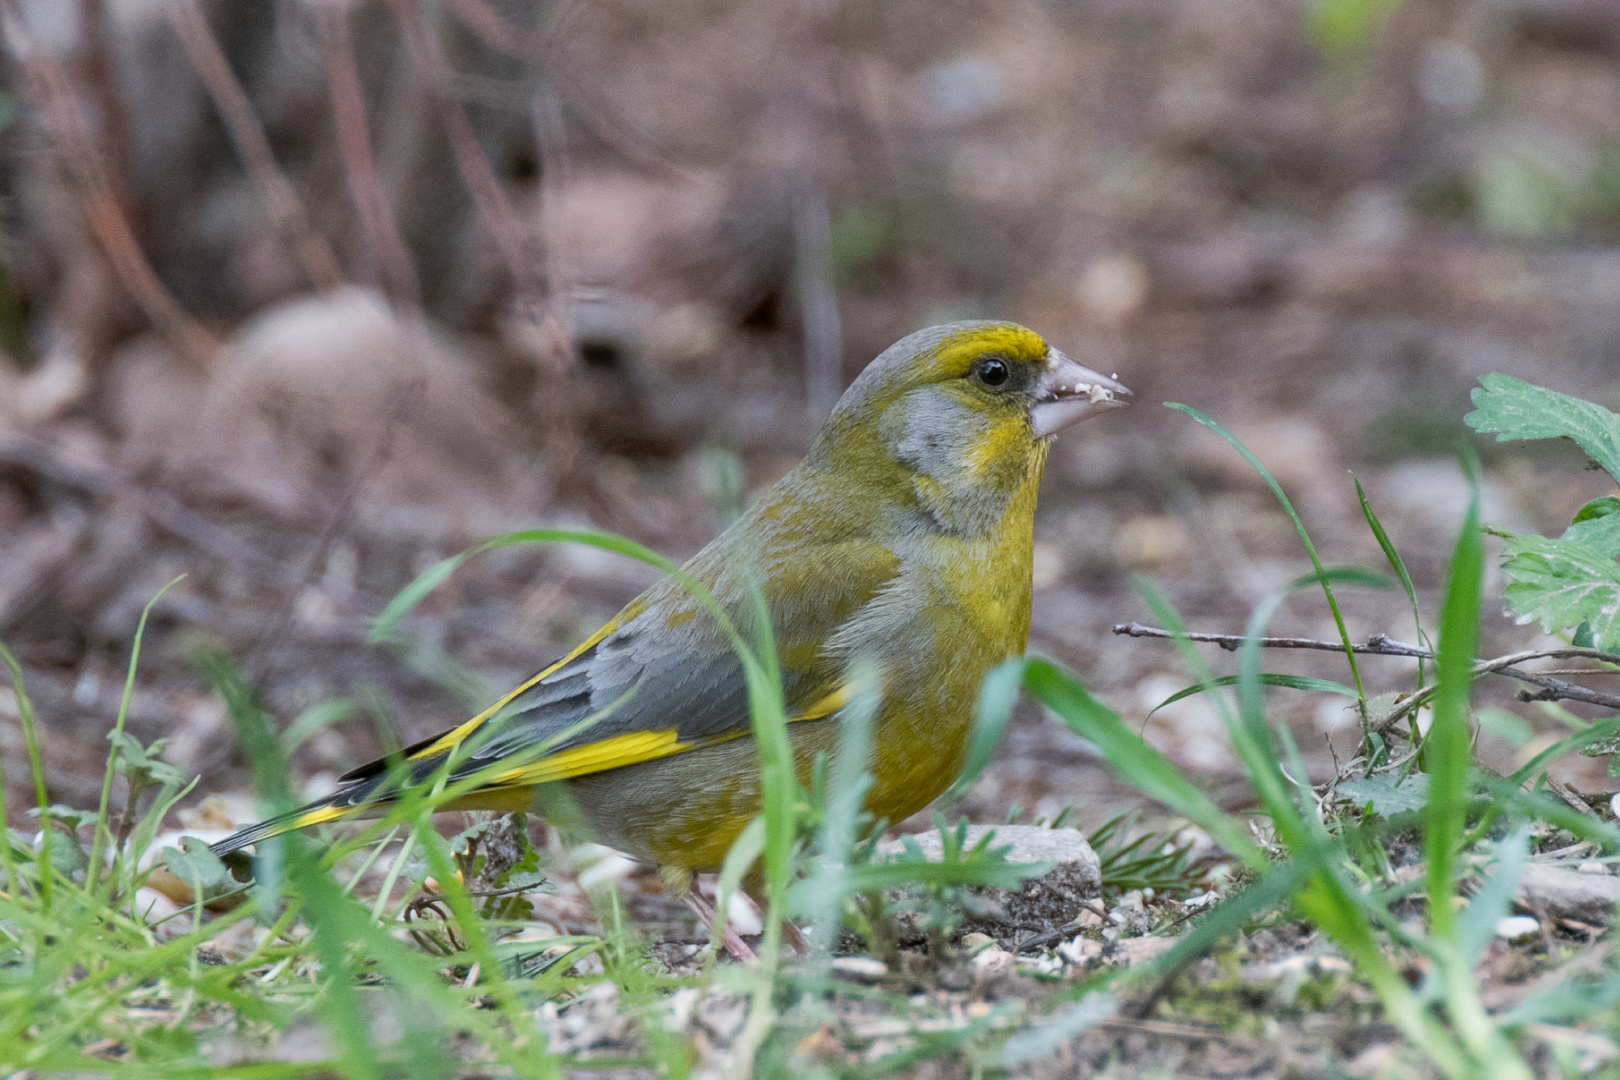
829,957,889,981
1496,915,1541,943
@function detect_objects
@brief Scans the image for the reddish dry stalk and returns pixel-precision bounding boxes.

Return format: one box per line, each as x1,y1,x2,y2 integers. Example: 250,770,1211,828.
313,0,422,308
77,0,135,218
384,0,568,371
0,0,219,369
444,0,675,178
444,0,546,57
167,0,346,292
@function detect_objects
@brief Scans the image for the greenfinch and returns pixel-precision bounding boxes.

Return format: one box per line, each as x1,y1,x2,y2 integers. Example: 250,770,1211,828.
211,321,1129,894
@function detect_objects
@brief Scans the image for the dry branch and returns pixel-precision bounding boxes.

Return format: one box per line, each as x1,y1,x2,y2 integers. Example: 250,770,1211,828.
0,0,219,369
313,1,422,308
445,0,676,178
1113,622,1620,735
386,0,567,371
168,0,345,292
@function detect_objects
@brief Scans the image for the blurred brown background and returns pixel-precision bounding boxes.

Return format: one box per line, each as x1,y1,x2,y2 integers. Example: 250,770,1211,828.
2,0,1619,834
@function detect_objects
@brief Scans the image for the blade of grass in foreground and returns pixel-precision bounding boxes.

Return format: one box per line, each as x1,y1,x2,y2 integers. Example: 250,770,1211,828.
1426,452,1482,941
1421,448,1533,1079
0,638,51,912
1016,657,1260,867
1028,595,1473,1077
208,653,562,1079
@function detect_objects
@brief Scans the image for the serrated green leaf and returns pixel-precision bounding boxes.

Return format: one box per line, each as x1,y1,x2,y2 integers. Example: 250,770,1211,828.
162,836,232,893
1464,374,1620,484
1565,505,1620,558
1579,731,1620,758
1499,533,1620,651
1337,772,1429,816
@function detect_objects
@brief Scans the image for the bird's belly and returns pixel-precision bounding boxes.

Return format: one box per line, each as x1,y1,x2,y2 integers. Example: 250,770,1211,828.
560,704,975,875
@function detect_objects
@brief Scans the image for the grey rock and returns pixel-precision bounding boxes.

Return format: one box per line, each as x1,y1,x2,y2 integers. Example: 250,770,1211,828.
1517,864,1620,925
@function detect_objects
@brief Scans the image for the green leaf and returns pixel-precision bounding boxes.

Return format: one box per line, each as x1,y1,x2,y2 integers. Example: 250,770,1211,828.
161,836,232,893
1573,496,1620,525
1464,373,1620,485
1357,476,1431,684
1565,504,1620,558
1337,772,1429,817
1499,533,1620,651
947,657,1024,799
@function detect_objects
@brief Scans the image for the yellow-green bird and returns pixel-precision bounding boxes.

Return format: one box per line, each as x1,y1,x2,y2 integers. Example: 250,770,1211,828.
211,321,1128,899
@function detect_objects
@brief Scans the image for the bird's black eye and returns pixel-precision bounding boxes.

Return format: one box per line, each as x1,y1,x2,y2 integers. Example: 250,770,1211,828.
973,357,1010,387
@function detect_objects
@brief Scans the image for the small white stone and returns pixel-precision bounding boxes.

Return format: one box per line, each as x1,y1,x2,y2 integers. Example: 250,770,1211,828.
1578,861,1609,875
724,891,762,935
1612,793,1620,819
972,946,1015,979
1496,915,1540,943
830,956,889,980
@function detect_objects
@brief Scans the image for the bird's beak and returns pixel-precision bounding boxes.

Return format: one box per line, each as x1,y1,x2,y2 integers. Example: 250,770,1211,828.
1029,348,1131,437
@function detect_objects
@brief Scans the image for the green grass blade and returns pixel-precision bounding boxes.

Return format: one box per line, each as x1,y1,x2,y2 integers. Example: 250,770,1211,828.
945,657,1025,799
1355,476,1430,685
1425,453,1483,943
1167,402,1368,713
1455,826,1529,970
1508,715,1620,786
1019,657,1262,866
369,528,683,645
1147,673,1357,717
0,637,51,911
87,575,186,899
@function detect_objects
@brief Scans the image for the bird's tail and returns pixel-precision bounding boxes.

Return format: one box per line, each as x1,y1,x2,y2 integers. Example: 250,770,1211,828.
208,799,353,856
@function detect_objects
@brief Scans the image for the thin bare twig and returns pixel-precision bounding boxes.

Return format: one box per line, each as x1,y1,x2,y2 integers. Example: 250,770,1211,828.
79,0,135,217
0,0,219,368
1114,622,1620,735
313,1,421,308
444,0,677,178
167,0,345,291
1504,669,1620,712
385,0,567,370
0,437,292,583
1114,622,1432,657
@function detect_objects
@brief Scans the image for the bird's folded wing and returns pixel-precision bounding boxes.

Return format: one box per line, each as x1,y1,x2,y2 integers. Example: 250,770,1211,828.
210,536,897,854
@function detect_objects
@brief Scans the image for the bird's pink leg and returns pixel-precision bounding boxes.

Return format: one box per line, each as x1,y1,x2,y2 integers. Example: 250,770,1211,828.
684,888,757,963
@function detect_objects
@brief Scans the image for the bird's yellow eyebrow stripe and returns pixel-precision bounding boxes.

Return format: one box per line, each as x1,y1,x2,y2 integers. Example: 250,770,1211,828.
407,599,649,763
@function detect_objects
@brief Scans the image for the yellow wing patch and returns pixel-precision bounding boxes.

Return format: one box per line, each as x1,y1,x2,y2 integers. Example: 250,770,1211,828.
793,683,852,723
465,685,850,789
408,599,649,763
490,728,691,787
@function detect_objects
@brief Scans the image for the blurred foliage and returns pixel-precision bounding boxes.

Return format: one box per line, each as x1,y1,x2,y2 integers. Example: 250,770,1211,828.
1308,0,1404,55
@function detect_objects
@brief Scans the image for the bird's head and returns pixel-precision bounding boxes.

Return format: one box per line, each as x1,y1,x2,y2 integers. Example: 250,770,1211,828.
810,321,1130,535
